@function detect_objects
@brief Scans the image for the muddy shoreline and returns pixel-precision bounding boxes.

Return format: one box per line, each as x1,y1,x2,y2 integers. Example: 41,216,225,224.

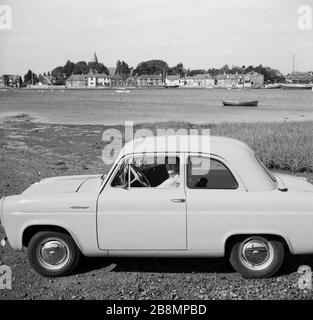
1,114,313,300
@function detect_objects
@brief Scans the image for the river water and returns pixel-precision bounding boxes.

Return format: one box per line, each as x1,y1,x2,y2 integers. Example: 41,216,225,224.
0,88,313,125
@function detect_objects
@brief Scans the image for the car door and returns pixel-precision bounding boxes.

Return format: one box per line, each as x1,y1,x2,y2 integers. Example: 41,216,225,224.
97,153,187,251
185,153,246,252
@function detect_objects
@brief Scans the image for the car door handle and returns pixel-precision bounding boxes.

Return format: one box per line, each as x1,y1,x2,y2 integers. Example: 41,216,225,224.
70,206,89,209
171,199,186,203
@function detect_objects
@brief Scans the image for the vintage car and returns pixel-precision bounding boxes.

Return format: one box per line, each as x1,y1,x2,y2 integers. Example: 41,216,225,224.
1,135,313,278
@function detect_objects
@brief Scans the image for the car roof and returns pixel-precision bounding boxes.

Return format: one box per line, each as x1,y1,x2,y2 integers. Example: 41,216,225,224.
119,135,276,192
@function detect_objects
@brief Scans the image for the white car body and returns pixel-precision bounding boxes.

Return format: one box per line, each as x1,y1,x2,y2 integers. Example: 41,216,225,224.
1,135,313,259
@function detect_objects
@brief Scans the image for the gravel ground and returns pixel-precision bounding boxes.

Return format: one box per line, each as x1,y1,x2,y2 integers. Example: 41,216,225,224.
1,114,313,300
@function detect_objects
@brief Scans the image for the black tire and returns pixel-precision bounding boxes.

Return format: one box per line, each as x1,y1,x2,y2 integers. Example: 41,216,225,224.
27,231,80,277
229,235,284,279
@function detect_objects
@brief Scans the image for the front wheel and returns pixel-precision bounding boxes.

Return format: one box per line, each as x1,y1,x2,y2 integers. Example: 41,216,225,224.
27,231,80,277
229,236,284,278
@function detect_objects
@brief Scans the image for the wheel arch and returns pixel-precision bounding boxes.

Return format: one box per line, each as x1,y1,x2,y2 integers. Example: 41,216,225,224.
224,233,291,257
22,225,81,252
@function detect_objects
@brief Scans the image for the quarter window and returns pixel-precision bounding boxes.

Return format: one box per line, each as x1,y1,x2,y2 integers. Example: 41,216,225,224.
187,156,238,189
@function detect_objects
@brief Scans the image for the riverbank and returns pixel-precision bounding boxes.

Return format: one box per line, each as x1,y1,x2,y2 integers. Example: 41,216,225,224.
1,114,313,176
17,86,239,90
12,85,313,90
1,114,313,300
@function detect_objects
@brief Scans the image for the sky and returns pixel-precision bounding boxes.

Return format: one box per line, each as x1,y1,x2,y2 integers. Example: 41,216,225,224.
0,0,312,76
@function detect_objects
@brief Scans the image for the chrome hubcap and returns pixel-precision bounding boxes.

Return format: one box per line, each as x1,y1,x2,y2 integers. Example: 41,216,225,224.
38,239,70,270
240,238,274,271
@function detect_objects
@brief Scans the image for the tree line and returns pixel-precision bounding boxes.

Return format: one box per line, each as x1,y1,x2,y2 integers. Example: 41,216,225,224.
131,60,286,83
22,59,287,86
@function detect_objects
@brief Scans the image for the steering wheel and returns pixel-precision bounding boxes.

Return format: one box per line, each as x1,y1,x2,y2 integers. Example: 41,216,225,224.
129,165,151,187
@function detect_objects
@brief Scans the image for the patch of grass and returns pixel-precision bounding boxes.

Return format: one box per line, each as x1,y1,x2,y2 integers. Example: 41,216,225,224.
133,121,313,173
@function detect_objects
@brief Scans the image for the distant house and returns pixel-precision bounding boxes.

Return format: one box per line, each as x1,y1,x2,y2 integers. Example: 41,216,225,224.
137,75,162,87
1,74,21,88
87,73,111,87
182,74,214,87
216,73,239,87
216,72,264,88
244,72,264,87
165,75,180,86
66,75,87,88
182,77,195,87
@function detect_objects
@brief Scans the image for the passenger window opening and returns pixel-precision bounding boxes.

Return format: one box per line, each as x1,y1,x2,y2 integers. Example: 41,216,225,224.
111,155,180,188
187,156,238,189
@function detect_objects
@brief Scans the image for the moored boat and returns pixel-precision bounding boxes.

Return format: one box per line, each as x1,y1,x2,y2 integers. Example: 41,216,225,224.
222,100,258,107
264,84,281,89
0,87,14,93
162,84,180,88
281,84,312,90
115,88,130,93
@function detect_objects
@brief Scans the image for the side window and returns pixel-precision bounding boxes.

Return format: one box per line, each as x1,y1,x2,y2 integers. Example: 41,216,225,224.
187,156,238,189
111,155,180,188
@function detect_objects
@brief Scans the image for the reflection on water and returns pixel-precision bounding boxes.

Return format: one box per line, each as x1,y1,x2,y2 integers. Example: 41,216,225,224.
0,88,313,125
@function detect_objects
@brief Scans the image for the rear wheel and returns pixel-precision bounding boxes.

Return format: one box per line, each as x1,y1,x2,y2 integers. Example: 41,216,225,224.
27,231,80,277
229,235,284,278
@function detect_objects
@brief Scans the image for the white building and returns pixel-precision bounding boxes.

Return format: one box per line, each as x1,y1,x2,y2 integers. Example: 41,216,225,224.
87,73,111,87
165,75,180,86
182,74,214,87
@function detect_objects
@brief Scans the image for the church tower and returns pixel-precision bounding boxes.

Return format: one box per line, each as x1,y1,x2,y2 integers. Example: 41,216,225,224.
93,52,98,64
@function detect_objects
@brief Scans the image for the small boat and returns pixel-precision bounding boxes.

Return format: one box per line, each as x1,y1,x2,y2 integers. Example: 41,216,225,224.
264,84,281,89
222,100,258,107
281,84,312,90
0,88,12,92
230,84,244,89
162,84,179,88
115,89,130,93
